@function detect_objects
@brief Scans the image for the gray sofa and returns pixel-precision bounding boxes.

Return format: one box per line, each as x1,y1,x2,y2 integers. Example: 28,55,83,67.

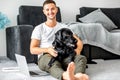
76,7,120,63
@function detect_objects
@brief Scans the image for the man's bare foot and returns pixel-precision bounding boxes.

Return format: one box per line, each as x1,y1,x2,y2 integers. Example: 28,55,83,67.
75,73,89,80
62,62,89,80
62,62,75,80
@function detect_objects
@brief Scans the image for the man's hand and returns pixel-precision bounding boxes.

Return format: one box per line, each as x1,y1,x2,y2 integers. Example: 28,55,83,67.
47,47,58,57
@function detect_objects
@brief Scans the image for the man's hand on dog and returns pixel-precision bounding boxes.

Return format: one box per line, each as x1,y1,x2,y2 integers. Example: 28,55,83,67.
47,47,58,57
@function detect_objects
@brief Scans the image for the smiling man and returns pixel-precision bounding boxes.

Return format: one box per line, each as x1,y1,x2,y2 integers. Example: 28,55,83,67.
30,0,89,80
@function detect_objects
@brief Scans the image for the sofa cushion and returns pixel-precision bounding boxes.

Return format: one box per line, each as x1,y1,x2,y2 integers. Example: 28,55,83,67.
79,7,120,29
79,9,117,31
18,6,45,27
29,14,44,27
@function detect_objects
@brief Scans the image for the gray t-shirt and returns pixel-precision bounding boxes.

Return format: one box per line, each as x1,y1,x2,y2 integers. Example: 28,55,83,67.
31,22,67,48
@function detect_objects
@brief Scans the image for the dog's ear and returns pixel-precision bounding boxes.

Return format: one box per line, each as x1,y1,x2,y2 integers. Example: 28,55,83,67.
55,29,62,41
52,40,56,47
53,32,64,47
53,38,64,47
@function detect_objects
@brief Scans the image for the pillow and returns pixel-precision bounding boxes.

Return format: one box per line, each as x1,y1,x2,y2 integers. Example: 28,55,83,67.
79,9,117,31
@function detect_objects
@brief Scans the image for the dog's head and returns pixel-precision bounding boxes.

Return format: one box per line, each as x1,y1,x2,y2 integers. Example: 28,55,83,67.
53,28,77,49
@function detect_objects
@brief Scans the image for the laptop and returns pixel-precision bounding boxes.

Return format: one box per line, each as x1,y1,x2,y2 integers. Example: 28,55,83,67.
15,54,57,80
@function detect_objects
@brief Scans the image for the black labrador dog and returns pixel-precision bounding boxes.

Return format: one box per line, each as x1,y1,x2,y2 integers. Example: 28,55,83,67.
48,28,78,70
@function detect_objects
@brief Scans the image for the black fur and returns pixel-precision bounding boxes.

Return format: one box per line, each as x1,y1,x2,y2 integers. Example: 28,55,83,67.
48,28,77,70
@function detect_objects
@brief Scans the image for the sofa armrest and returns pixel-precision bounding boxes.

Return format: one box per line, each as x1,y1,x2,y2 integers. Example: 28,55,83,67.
6,25,38,64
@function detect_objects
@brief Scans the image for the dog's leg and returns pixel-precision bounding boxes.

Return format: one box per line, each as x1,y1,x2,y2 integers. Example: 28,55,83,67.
48,58,56,67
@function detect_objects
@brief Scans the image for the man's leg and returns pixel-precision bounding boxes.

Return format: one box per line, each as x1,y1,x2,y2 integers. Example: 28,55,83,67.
74,55,87,73
74,55,89,80
38,54,64,80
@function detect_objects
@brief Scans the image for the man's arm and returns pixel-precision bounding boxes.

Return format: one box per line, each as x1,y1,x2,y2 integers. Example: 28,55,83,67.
30,39,57,57
73,34,83,55
30,39,47,54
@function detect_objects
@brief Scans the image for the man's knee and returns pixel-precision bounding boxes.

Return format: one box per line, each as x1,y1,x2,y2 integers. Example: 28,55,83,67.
38,54,52,71
75,55,87,64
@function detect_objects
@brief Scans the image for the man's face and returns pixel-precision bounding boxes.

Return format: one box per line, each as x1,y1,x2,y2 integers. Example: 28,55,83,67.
43,3,58,20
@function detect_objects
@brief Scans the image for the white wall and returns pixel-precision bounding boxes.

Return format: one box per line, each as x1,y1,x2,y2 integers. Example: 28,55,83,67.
0,0,120,56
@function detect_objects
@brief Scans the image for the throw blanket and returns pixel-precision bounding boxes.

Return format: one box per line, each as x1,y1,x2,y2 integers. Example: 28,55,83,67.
67,23,120,56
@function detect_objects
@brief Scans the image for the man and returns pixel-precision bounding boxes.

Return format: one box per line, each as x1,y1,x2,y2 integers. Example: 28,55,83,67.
30,0,89,80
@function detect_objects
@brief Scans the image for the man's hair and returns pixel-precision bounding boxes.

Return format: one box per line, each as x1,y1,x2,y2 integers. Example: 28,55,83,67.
43,0,56,7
